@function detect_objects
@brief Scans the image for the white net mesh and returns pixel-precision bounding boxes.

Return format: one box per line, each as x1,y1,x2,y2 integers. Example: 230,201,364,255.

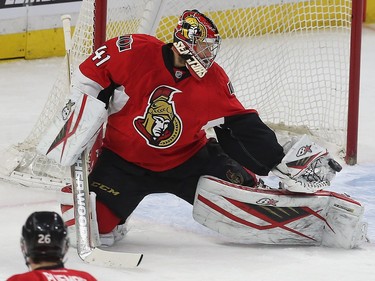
6,0,354,188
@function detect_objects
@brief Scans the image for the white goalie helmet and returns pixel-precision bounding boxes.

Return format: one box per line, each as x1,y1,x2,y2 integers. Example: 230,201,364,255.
173,10,221,79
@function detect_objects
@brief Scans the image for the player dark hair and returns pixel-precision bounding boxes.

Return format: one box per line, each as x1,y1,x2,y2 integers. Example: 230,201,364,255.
20,211,69,265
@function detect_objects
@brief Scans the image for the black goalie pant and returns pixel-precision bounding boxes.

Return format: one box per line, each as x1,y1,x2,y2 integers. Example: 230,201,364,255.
88,139,256,222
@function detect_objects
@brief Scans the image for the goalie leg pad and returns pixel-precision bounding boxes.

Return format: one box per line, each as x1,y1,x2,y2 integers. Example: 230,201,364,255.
59,186,127,247
59,186,101,247
193,176,367,248
322,196,368,248
37,92,107,166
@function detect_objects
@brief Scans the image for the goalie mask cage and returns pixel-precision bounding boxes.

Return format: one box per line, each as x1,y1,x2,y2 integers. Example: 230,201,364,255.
1,0,362,189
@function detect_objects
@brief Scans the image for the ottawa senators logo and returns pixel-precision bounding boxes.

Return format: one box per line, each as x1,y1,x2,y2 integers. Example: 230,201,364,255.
226,169,244,185
116,35,133,52
133,85,182,148
178,15,207,43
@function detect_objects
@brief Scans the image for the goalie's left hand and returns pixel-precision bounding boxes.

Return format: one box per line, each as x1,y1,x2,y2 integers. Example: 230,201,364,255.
303,156,342,183
272,135,342,194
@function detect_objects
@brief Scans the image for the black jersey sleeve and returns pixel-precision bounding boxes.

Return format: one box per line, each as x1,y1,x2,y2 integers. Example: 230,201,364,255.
214,113,285,176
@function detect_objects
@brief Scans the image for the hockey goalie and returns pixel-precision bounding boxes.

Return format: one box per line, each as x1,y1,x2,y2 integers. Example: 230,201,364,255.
37,9,367,250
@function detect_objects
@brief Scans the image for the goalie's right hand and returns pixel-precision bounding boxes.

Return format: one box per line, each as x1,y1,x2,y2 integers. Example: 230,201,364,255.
36,92,107,166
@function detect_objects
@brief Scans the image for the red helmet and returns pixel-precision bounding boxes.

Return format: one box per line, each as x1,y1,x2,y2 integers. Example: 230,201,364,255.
173,10,221,79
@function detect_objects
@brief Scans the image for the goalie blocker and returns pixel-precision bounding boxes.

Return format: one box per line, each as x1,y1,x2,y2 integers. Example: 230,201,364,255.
193,176,368,249
37,91,107,167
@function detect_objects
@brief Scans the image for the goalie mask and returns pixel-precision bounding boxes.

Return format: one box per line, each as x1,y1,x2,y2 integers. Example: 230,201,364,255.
173,10,221,79
20,211,69,265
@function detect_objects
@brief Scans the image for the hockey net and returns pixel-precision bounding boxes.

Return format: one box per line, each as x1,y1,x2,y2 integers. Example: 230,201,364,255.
0,0,361,189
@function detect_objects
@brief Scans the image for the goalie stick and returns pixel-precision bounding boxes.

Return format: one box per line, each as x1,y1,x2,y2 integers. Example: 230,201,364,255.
71,152,143,268
61,14,143,268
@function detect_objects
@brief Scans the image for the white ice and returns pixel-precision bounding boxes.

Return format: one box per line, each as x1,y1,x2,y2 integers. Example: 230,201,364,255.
0,26,374,280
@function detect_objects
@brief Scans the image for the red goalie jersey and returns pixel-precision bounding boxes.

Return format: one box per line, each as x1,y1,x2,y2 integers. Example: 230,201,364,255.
75,34,255,171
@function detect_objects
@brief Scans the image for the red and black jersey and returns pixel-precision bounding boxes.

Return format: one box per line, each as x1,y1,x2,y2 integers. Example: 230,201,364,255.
76,34,256,171
6,267,97,281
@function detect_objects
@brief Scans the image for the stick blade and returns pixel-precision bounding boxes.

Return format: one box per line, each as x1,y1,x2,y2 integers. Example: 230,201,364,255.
81,248,143,268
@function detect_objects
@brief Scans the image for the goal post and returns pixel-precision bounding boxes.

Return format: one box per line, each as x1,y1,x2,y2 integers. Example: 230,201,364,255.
0,0,362,189
93,0,107,50
346,0,363,165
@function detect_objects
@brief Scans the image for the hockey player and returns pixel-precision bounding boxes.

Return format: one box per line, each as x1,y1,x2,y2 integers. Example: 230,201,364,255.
6,211,97,281
38,10,353,248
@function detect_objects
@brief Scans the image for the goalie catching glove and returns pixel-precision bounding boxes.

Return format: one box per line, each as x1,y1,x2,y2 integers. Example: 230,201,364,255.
272,135,342,193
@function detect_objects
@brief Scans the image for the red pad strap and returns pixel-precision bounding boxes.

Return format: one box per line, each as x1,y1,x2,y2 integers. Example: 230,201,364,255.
96,200,121,233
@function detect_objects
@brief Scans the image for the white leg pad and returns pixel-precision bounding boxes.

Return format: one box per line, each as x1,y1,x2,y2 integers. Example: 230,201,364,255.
193,176,368,248
59,186,100,248
322,197,368,248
